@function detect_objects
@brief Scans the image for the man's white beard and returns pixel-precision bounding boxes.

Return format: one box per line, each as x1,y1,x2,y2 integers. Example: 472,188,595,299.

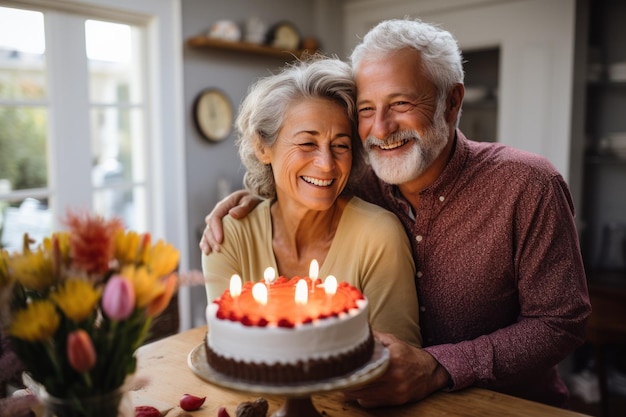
364,104,450,185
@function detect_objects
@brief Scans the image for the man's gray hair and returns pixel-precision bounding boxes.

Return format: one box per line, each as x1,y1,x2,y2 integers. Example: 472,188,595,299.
350,18,465,96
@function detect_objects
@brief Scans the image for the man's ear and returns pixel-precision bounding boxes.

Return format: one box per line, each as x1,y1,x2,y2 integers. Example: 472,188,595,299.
446,83,464,124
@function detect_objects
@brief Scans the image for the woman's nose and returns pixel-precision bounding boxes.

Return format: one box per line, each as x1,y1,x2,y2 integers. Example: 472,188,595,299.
314,147,335,171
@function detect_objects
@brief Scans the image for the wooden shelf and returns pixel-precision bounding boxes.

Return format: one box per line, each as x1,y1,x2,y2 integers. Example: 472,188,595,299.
186,36,312,60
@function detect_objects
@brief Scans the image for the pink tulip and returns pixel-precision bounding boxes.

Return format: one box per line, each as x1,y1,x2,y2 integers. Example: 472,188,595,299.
102,275,135,320
67,329,96,373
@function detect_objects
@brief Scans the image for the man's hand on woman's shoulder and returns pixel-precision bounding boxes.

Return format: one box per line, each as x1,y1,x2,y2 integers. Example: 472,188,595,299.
199,190,261,254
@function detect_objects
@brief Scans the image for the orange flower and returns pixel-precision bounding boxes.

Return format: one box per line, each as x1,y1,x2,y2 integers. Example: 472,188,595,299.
67,329,96,373
64,210,123,276
146,273,178,317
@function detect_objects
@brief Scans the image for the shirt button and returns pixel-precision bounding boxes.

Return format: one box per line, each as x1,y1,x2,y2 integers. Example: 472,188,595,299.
416,271,423,278
415,235,423,242
439,195,445,202
420,306,426,312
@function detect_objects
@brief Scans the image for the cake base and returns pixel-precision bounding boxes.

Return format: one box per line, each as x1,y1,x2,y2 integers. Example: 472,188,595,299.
187,339,389,396
204,331,374,385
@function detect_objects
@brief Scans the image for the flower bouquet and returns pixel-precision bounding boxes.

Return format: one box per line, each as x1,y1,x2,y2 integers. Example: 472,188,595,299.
0,211,179,417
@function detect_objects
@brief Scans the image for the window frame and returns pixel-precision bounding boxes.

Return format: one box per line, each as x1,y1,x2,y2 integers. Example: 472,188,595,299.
0,0,188,280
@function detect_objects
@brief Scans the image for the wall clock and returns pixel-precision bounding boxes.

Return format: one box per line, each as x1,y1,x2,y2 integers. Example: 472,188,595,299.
193,88,233,143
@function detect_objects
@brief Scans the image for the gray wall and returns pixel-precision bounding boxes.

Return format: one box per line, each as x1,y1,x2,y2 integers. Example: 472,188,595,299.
181,0,345,325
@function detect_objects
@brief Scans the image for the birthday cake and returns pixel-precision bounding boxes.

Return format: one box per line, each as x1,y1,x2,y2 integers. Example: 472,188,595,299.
205,276,374,385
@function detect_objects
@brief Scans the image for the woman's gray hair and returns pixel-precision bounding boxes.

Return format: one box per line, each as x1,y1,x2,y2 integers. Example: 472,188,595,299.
236,55,364,199
350,18,464,98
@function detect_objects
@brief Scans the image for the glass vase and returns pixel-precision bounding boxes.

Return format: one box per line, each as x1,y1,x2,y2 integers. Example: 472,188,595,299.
39,387,133,417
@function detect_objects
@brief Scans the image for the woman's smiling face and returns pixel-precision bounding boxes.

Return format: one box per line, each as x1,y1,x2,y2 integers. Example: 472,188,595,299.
258,97,353,212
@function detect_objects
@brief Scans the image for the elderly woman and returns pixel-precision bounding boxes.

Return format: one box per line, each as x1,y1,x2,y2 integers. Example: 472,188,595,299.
202,56,421,347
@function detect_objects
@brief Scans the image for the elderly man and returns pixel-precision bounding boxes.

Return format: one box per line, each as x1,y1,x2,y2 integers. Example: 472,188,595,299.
200,18,591,408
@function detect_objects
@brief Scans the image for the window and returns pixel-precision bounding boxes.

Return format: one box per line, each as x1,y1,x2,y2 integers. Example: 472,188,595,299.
0,5,150,251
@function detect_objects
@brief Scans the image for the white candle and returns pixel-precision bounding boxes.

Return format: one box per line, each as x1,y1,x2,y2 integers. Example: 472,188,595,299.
252,282,268,305
264,266,276,284
324,275,337,295
230,274,242,297
295,279,308,305
309,259,319,293
309,259,319,280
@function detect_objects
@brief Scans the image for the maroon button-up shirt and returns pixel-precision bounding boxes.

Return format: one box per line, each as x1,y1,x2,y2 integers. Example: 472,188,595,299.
351,130,591,407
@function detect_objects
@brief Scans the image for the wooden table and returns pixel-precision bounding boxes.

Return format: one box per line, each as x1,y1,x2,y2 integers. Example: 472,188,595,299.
132,326,591,417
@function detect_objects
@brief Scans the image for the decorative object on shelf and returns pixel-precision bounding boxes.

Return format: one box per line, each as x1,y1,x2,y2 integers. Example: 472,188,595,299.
463,86,489,103
245,17,267,44
265,21,300,51
598,132,626,159
193,88,233,143
0,210,180,417
301,37,320,53
597,222,626,272
208,20,241,42
608,61,626,82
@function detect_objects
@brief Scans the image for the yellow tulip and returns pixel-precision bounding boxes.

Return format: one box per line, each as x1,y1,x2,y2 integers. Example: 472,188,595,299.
146,240,180,276
0,249,12,287
121,265,163,308
50,278,101,322
114,230,142,266
9,300,60,342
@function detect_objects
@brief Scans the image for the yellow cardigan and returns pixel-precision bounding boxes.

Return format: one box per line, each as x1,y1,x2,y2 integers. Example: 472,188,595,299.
202,197,422,347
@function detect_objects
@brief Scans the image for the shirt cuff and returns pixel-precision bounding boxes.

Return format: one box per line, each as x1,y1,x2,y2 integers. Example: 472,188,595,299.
424,344,475,391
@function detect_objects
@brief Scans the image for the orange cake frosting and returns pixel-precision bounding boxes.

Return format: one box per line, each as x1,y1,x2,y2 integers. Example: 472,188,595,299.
205,276,374,385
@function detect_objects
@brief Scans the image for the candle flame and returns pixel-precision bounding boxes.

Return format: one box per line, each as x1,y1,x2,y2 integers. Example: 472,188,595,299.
295,279,308,305
324,275,337,295
264,267,276,284
252,282,268,305
230,274,242,297
309,259,319,280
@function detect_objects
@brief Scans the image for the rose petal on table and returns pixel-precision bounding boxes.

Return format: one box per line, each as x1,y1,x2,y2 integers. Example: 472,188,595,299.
130,392,174,415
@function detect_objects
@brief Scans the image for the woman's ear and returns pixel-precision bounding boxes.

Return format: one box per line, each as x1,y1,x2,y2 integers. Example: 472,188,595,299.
255,141,271,165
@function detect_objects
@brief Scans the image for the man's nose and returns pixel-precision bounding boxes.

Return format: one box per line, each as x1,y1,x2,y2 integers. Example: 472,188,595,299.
370,109,398,140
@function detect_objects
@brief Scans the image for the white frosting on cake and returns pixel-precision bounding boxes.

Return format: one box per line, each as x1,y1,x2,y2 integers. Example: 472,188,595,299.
206,299,370,365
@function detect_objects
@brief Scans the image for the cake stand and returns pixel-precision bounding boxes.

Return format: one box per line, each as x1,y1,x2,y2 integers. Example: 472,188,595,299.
188,341,389,417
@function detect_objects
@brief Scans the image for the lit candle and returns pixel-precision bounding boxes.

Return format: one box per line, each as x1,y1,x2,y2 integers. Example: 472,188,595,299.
252,282,268,305
309,259,319,280
295,279,308,305
309,259,319,292
264,267,276,285
230,274,242,297
324,275,337,295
